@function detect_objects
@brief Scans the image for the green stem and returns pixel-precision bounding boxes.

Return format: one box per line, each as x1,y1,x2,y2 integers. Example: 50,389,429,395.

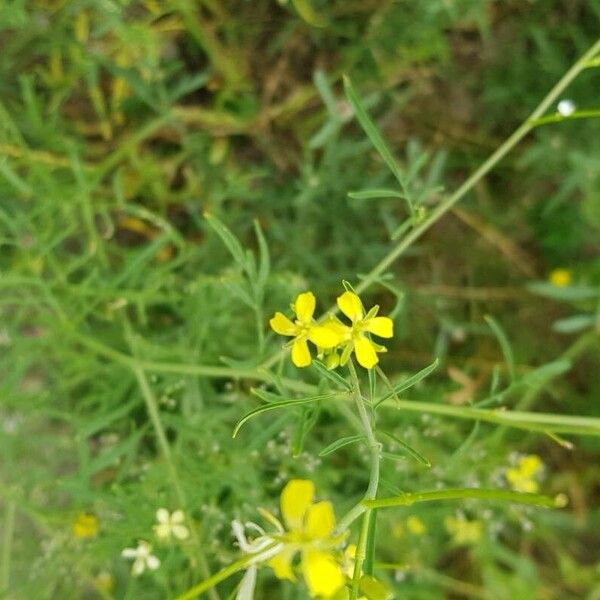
1,499,16,594
529,109,600,127
364,487,567,510
175,545,278,600
344,360,381,599
132,364,220,600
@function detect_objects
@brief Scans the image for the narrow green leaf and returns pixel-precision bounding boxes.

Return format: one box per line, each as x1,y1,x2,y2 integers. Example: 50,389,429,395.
348,189,406,200
204,212,248,270
318,434,366,457
521,359,571,386
375,359,439,406
485,315,516,382
251,387,339,404
527,282,600,301
312,360,352,390
552,314,595,333
364,488,568,510
254,219,270,295
313,70,339,117
233,392,339,437
380,431,431,467
343,76,407,193
293,406,320,457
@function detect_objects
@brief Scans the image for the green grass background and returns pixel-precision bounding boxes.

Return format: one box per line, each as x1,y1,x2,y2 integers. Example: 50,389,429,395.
1,1,600,598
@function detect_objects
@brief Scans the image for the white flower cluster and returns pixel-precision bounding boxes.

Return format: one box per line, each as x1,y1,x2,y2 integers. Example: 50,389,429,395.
121,508,190,576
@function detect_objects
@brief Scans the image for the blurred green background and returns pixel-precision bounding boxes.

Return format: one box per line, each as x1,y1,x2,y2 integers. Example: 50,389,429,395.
1,1,599,598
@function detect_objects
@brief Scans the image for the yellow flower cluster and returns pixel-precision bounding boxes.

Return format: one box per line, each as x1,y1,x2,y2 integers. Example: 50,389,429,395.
506,454,544,493
270,289,394,369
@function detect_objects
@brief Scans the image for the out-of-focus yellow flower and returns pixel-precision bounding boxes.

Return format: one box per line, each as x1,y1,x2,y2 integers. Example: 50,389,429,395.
270,292,341,367
233,479,347,598
392,516,426,538
549,268,572,287
334,291,394,369
72,513,98,539
444,515,482,545
506,454,544,493
406,516,426,536
93,571,114,593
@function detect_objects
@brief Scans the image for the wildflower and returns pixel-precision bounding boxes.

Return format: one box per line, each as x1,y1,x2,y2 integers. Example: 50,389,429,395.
270,292,341,367
72,513,98,539
121,540,160,576
334,291,394,369
406,516,426,536
549,268,572,287
233,479,347,598
392,516,426,538
153,508,190,541
506,454,544,493
444,515,482,545
93,571,114,593
557,99,576,117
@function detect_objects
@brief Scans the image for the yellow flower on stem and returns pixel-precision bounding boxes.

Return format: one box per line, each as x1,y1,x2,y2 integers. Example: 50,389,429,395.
72,513,98,539
233,479,347,598
334,291,394,369
506,454,544,493
270,292,341,367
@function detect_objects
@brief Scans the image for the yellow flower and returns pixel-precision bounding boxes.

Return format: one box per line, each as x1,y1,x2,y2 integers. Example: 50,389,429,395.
549,268,572,287
406,516,426,536
233,480,346,598
93,571,114,593
270,292,341,367
444,515,482,545
72,513,98,539
334,291,394,369
268,480,346,598
506,454,543,493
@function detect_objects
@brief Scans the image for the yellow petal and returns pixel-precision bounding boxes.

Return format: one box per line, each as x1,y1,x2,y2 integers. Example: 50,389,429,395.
519,455,542,477
281,480,314,530
354,335,379,369
269,546,297,581
305,501,335,539
270,312,296,336
363,316,393,338
301,549,345,598
292,338,312,368
308,325,342,349
294,292,316,323
337,291,363,323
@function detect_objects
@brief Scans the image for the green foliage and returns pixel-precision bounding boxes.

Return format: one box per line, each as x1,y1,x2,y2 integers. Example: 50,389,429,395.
1,1,600,599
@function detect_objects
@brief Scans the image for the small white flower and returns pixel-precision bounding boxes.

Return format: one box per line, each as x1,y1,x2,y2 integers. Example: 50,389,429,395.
153,508,190,541
121,540,160,576
557,99,576,117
